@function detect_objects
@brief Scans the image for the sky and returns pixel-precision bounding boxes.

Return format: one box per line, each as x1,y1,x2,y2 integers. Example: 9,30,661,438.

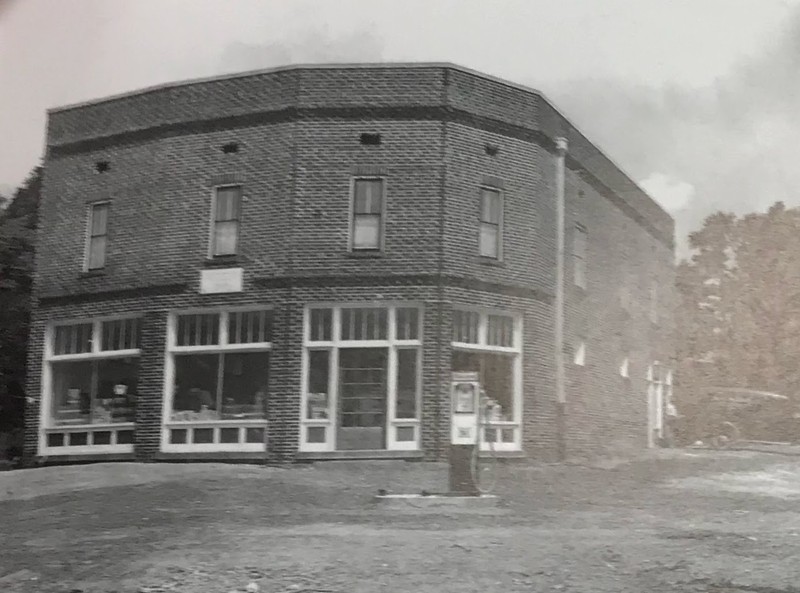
1,0,799,255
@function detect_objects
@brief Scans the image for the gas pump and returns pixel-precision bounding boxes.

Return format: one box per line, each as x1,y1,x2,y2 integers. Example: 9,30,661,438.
449,372,481,495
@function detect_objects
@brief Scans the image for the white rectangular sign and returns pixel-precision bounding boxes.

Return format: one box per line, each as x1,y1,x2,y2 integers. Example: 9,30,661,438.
200,268,243,294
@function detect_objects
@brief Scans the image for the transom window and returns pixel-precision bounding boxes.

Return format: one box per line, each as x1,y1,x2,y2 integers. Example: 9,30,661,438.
479,188,503,259
211,185,241,257
351,178,384,251
86,202,109,271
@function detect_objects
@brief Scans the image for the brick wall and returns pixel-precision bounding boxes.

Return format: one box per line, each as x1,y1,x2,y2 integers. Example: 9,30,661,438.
27,63,675,464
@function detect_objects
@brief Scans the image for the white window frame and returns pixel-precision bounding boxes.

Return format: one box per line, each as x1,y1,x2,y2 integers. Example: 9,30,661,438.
299,303,423,453
479,186,504,260
162,306,272,453
84,201,110,271
573,341,586,366
348,177,387,252
39,315,142,456
208,184,242,258
452,307,522,452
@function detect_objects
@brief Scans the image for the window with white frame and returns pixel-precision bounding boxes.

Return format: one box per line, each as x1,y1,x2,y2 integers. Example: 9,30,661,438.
479,188,503,259
573,224,587,289
650,280,659,323
620,356,630,378
573,341,586,366
211,186,242,257
165,308,271,450
351,178,384,251
43,317,141,453
300,305,422,452
86,202,109,270
451,308,521,451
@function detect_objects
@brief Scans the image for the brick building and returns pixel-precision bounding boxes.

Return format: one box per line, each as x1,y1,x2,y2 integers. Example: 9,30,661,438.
25,63,675,465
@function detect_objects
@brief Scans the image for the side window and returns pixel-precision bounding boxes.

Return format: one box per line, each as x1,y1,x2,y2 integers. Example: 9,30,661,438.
211,186,242,257
86,202,109,271
351,178,384,251
573,224,587,289
479,188,503,259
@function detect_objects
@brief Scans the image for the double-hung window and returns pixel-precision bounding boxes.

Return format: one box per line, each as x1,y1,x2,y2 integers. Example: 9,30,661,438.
211,186,242,257
573,224,587,289
165,308,272,451
43,317,141,454
351,178,384,251
86,202,109,270
479,188,503,259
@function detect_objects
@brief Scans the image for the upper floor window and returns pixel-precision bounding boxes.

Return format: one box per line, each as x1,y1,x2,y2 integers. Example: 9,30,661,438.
86,202,109,270
351,178,384,251
479,188,503,259
211,186,241,257
650,280,659,324
573,224,587,289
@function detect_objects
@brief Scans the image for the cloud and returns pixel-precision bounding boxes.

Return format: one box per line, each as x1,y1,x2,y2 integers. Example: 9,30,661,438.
538,6,800,258
640,173,695,213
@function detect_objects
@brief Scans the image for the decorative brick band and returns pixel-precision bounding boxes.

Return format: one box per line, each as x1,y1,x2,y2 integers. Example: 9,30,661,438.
46,105,672,249
37,283,189,307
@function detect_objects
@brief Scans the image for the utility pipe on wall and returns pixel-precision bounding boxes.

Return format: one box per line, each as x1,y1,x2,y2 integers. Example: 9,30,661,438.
554,137,568,459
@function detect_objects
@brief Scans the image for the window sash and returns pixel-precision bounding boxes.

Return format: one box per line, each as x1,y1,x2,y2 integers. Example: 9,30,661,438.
352,214,381,250
90,203,108,237
101,318,141,351
479,222,500,258
353,179,383,214
215,187,241,222
480,189,501,224
212,187,241,256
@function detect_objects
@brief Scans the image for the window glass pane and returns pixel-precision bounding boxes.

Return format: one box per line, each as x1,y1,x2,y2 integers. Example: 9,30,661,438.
245,427,265,443
54,323,93,355
193,428,214,444
171,354,219,420
95,358,139,424
487,314,514,347
354,180,383,214
480,190,500,223
70,432,88,446
101,318,141,351
47,433,65,447
574,226,587,258
228,310,273,344
452,310,480,344
479,224,499,258
215,187,241,221
338,348,387,428
220,427,240,443
306,426,326,443
214,220,238,256
309,308,332,342
574,259,586,289
170,429,187,444
352,215,381,250
91,204,108,236
176,313,220,346
395,307,419,340
307,350,330,419
341,308,388,341
117,430,134,444
396,349,418,419
452,350,515,422
221,352,269,420
93,431,112,445
51,360,93,425
88,236,107,269
396,426,415,442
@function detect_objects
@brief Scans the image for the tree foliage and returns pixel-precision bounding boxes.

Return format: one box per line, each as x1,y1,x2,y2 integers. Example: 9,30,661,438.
676,202,800,419
0,166,41,436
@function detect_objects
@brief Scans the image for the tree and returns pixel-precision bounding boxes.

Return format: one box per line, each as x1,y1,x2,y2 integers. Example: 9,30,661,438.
0,166,41,453
675,202,800,440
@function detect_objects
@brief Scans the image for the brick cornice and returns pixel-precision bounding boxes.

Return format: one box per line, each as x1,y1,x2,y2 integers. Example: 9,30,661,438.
37,282,189,307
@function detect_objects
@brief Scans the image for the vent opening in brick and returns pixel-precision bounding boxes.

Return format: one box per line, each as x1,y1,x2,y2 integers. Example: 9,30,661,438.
360,133,381,146
95,161,110,173
485,144,499,157
222,142,239,154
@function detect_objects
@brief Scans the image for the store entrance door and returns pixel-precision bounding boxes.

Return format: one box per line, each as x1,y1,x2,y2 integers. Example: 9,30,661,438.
337,348,387,450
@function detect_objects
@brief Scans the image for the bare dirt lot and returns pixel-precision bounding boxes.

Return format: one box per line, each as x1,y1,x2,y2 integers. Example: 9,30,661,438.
2,449,800,593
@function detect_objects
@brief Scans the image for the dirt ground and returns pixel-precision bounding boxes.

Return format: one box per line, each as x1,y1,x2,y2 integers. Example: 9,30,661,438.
2,449,800,593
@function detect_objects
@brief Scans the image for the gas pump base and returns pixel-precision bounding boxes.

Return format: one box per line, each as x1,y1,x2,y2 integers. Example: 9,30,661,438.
448,444,479,496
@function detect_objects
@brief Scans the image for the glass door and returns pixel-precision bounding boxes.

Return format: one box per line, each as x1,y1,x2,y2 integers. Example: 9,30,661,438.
337,348,387,450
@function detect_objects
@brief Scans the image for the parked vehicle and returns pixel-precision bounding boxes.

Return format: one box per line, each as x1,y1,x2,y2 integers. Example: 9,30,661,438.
680,387,799,447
